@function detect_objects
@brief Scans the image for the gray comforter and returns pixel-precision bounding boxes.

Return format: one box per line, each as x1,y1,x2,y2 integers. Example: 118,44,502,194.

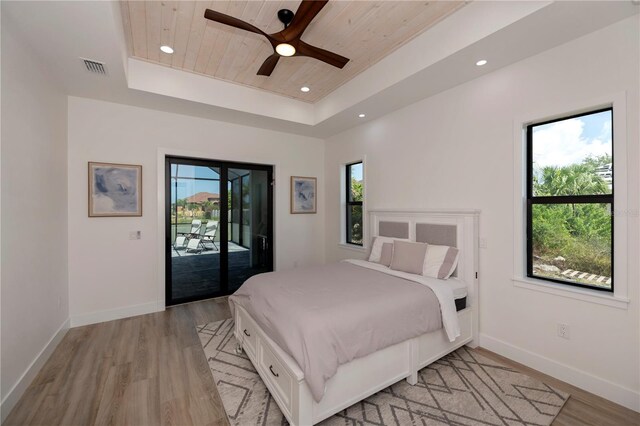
229,261,443,402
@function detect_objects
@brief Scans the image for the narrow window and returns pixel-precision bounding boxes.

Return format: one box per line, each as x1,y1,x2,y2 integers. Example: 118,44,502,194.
346,162,364,245
527,108,613,291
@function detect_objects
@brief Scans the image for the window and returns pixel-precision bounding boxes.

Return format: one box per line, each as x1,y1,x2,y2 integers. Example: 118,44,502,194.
346,162,364,245
526,108,613,292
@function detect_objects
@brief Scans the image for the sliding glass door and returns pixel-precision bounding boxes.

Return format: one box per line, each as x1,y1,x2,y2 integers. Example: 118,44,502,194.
227,167,272,293
165,157,273,306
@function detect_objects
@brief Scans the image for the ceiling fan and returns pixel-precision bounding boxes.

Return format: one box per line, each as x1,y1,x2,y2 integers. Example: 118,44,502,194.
204,0,350,76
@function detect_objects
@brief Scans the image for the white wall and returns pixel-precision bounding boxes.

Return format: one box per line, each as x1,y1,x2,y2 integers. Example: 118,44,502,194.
0,15,69,419
324,17,639,410
67,97,325,324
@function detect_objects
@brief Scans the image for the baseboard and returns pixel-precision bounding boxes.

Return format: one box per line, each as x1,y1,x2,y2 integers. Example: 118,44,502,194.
480,333,640,412
70,301,161,327
1,317,70,423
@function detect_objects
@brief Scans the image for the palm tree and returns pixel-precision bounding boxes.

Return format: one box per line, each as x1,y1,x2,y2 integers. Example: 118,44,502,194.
535,164,609,197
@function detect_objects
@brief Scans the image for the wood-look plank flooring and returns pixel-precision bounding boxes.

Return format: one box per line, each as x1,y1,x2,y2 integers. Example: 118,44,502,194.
473,348,640,426
5,298,639,425
4,298,232,426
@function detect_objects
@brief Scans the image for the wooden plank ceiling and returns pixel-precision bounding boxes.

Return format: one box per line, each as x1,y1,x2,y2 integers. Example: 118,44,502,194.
120,1,467,103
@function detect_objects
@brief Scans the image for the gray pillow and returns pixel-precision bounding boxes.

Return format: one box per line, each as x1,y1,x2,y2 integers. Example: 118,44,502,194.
390,241,428,275
378,242,394,267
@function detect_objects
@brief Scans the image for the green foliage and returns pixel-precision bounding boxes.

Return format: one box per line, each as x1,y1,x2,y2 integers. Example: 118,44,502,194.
582,154,612,170
350,178,363,202
534,154,611,197
534,164,609,196
532,204,611,276
532,155,612,277
349,178,364,244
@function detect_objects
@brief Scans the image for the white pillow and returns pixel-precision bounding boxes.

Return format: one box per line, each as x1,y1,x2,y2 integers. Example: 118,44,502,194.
423,244,459,279
368,236,409,263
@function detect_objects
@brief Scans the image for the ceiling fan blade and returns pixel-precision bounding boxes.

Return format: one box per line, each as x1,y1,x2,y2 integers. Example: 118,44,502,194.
296,41,349,69
281,0,328,40
257,54,281,76
204,9,269,39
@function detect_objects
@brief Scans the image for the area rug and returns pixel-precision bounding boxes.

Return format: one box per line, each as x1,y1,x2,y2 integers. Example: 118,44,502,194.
197,319,569,425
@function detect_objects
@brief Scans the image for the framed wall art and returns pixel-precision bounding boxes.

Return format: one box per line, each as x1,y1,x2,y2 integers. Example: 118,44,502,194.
88,162,142,217
290,176,317,214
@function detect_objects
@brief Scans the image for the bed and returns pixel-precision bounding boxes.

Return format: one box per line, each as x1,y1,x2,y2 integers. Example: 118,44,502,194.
229,210,479,425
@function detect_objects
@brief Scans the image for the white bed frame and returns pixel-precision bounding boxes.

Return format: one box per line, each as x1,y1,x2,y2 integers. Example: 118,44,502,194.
233,209,480,425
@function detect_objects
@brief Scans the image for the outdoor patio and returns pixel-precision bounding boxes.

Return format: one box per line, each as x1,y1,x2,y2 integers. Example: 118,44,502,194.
171,241,269,300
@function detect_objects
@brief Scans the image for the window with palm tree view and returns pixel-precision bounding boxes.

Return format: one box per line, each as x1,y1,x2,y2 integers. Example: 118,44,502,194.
527,108,613,291
346,162,364,245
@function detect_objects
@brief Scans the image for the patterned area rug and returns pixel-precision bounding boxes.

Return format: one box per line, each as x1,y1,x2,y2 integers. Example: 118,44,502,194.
197,319,569,425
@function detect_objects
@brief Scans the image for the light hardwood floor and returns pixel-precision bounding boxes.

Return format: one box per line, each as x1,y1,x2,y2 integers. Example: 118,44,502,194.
5,297,639,425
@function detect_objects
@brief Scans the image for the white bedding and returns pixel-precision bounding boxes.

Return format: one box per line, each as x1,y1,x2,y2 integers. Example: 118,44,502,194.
343,259,461,342
229,259,455,402
449,279,468,299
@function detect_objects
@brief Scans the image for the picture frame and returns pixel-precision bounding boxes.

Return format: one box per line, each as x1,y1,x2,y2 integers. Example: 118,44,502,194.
88,162,142,217
290,176,317,214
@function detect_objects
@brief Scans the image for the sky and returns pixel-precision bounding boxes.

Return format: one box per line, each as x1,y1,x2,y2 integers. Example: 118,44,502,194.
532,110,612,168
350,162,363,181
171,164,221,200
172,179,221,201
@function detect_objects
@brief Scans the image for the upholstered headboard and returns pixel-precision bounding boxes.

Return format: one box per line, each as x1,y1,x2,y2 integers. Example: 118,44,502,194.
369,209,480,344
377,219,459,276
378,221,410,239
415,223,457,247
378,220,458,248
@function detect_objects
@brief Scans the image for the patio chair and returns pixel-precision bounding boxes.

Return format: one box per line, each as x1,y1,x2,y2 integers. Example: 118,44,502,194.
179,219,202,238
173,236,188,256
202,220,219,250
185,238,203,254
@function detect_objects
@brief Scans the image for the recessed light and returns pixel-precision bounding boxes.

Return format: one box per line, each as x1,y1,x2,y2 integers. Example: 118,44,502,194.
276,43,296,57
300,86,310,93
160,45,174,54
476,59,487,66
358,113,366,118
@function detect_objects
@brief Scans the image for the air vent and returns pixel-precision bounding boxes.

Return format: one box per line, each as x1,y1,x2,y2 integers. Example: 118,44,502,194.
81,58,107,75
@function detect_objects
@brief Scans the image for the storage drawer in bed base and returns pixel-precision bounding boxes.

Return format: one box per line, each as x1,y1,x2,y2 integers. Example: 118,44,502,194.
234,305,475,426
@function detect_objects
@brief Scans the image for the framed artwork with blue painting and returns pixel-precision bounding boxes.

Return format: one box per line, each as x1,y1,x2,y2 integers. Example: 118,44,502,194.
291,176,317,214
89,162,142,217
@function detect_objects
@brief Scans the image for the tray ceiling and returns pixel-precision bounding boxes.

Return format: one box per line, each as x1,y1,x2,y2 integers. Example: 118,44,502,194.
120,1,466,103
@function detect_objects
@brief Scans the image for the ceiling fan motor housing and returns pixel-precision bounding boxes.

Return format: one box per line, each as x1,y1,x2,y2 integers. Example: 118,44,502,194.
278,9,294,28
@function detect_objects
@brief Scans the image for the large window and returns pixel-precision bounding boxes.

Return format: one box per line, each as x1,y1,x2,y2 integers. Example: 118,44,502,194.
527,108,613,292
346,162,364,245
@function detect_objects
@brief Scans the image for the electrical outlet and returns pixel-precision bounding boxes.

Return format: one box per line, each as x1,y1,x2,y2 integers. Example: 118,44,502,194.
479,238,488,249
557,323,570,340
129,231,141,240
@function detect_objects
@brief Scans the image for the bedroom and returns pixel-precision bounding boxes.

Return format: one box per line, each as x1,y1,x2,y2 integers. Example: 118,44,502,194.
1,1,638,425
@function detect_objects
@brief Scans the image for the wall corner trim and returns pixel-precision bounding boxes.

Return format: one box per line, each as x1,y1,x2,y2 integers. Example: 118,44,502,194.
70,301,161,328
1,318,71,423
479,333,640,412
